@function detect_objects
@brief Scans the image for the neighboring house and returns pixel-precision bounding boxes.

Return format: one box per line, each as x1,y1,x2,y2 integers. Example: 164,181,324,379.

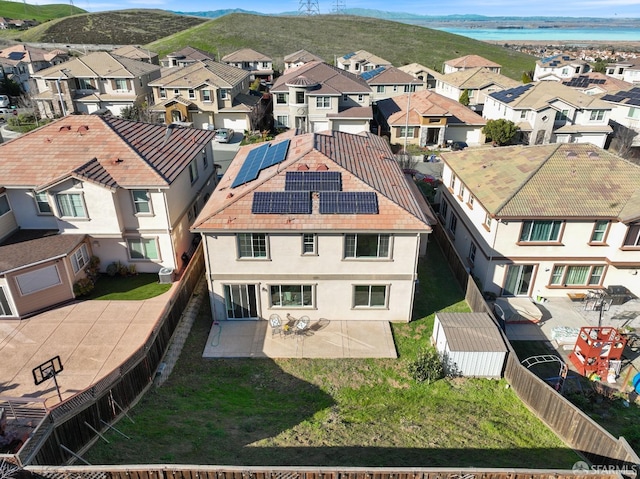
360,66,424,102
160,46,216,68
601,86,640,150
483,81,612,147
336,50,392,73
0,115,218,319
434,67,521,115
271,61,373,134
0,44,68,92
606,60,640,85
376,90,486,147
149,59,256,131
443,55,501,75
438,143,640,300
283,49,324,72
222,48,273,83
112,45,160,65
191,130,433,323
533,54,590,82
32,51,162,118
398,63,439,90
561,73,632,96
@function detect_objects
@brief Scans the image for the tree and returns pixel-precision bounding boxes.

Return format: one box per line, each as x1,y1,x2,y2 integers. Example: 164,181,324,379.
459,89,470,106
592,59,607,73
482,118,519,146
521,71,532,83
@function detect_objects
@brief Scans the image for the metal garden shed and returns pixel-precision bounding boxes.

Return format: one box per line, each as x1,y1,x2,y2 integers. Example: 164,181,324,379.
431,312,508,378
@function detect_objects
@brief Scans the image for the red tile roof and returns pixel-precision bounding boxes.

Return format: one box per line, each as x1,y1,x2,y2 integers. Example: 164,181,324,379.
192,131,431,233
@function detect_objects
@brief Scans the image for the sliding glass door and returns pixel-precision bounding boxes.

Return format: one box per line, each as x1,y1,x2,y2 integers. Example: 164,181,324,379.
224,284,258,319
503,265,535,296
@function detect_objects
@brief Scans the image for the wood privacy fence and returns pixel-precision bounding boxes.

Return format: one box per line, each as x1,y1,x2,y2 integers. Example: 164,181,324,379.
424,203,640,469
5,243,205,467
20,466,626,479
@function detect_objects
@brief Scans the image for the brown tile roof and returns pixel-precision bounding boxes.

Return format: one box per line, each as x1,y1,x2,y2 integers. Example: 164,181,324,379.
339,50,391,67
492,81,611,111
536,54,587,68
271,61,371,95
327,106,372,119
363,66,423,86
436,67,521,90
377,90,486,126
164,46,215,62
0,116,215,190
441,143,640,221
112,45,159,61
222,48,272,63
150,59,249,89
192,131,431,233
398,63,439,78
445,55,501,69
284,49,324,63
562,72,632,93
0,44,66,64
35,51,160,79
0,231,86,273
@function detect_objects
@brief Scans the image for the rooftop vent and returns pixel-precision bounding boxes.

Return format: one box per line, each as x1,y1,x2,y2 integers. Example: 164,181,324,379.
297,164,309,171
59,125,71,132
587,151,599,158
316,164,329,171
566,151,577,158
77,125,89,133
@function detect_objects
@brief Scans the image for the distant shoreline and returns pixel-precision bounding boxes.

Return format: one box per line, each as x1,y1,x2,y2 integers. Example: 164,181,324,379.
486,39,640,49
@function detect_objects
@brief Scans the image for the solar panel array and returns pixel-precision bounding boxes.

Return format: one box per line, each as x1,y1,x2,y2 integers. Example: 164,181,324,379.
602,87,640,106
319,192,378,214
252,191,311,214
360,66,386,81
343,52,356,59
490,83,534,104
563,76,606,88
231,140,291,188
285,171,342,191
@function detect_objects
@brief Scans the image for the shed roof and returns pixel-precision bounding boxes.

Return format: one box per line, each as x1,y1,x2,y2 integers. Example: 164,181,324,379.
436,312,508,353
0,231,86,274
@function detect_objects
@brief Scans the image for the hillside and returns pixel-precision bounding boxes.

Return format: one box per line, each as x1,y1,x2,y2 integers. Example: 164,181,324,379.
147,13,536,80
4,9,209,45
0,0,84,22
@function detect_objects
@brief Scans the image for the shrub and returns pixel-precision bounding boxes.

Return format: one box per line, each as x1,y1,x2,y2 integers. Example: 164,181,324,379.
86,255,101,283
408,346,445,383
106,262,119,277
73,277,95,296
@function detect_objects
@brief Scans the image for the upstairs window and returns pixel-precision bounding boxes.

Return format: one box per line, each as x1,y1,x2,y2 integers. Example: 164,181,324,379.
188,89,195,99
132,190,151,214
302,233,316,255
202,90,212,102
159,88,166,99
345,234,390,259
296,91,305,104
238,233,267,258
33,191,52,214
623,224,640,247
114,79,128,91
56,193,86,218
590,110,605,121
590,220,609,244
316,96,331,109
0,194,10,217
520,220,562,242
188,160,198,184
276,93,287,104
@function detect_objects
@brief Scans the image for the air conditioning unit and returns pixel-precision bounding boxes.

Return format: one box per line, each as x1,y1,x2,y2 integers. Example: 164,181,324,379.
158,267,174,284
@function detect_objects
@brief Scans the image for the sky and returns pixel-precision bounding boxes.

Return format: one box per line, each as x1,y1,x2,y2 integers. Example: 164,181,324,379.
19,0,640,17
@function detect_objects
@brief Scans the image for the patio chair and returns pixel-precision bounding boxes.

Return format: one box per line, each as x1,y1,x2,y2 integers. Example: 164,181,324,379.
294,315,310,335
269,314,282,338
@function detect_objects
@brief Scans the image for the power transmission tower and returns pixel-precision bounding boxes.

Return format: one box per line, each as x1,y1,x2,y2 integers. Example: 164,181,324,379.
332,0,346,14
69,0,75,14
298,0,320,15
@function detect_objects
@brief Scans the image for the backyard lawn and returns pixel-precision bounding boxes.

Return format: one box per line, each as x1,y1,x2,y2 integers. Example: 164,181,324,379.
85,243,579,468
85,273,172,300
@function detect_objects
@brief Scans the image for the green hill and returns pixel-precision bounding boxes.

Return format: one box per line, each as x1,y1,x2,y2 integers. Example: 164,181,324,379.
4,9,209,45
0,0,85,22
147,13,536,80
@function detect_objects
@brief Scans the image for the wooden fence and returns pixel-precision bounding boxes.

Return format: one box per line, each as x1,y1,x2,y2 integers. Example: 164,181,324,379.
424,202,640,469
7,244,205,466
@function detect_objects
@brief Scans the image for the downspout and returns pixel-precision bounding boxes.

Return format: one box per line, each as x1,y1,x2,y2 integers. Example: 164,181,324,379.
409,231,421,322
483,218,499,295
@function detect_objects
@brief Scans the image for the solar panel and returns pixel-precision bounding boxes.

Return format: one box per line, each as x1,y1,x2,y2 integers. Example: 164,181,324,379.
285,171,342,191
627,98,640,106
360,66,386,81
319,192,378,214
252,191,311,214
261,140,291,169
490,83,533,104
231,140,291,188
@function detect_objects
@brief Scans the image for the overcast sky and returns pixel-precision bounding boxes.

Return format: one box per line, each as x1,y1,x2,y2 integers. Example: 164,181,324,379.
24,0,640,17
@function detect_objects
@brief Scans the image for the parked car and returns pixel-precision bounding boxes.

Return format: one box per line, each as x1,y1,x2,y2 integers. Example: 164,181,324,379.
214,128,234,143
402,168,438,185
0,95,9,108
451,141,468,151
0,108,17,122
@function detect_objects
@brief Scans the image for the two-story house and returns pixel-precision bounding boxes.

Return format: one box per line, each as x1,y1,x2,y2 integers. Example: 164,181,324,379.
32,51,161,118
443,55,501,75
283,50,324,72
148,59,256,131
434,67,521,116
160,46,215,68
533,54,591,82
336,50,392,73
376,90,486,147
222,48,273,83
606,60,640,85
271,61,373,134
112,45,160,65
191,129,432,323
0,44,69,92
561,73,631,96
361,66,424,102
483,81,613,147
601,86,640,152
438,143,640,300
0,115,217,319
398,63,439,90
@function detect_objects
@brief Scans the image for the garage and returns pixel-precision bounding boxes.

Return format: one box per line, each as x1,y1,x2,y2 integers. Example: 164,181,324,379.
431,312,508,378
215,113,248,132
332,120,369,134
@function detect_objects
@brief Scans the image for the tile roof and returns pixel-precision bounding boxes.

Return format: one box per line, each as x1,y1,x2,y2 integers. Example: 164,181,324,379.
377,90,486,126
445,55,500,69
436,67,521,90
112,45,158,61
164,46,215,62
361,66,423,86
222,48,272,63
192,131,431,233
327,106,372,119
489,81,611,111
0,231,86,273
149,59,249,89
0,115,216,190
35,51,160,79
271,61,372,95
441,143,640,221
601,86,640,107
562,72,631,93
536,54,586,68
0,44,67,64
339,50,391,67
284,49,324,63
398,63,439,78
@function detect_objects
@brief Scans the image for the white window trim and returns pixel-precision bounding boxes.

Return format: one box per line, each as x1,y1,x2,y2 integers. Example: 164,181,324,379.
71,244,89,274
127,237,161,261
55,192,88,219
33,191,52,215
237,233,270,259
302,233,317,255
352,284,389,309
269,284,315,308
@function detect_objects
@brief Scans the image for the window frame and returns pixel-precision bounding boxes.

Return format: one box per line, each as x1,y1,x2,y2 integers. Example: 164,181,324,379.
71,244,89,274
114,78,128,91
353,284,389,309
159,87,166,99
0,194,11,217
202,89,212,102
589,109,605,121
468,242,477,266
376,85,385,93
589,220,610,245
316,96,331,109
296,91,305,104
188,159,198,184
188,89,196,99
302,233,317,255
623,223,640,248
131,189,153,215
33,191,52,215
548,264,607,288
398,126,415,138
127,237,160,261
237,233,268,259
55,192,87,219
344,233,391,260
518,220,564,244
269,284,314,308
448,214,458,237
276,115,289,127
276,93,287,104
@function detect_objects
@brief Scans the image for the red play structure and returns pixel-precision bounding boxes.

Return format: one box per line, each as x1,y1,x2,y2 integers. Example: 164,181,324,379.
569,326,626,379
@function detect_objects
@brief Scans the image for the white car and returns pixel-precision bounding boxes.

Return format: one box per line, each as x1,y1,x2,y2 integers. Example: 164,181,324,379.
0,95,9,108
214,128,234,143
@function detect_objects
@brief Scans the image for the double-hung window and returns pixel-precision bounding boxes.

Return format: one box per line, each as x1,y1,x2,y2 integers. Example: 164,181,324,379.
0,194,11,217
270,285,313,307
316,96,331,109
202,90,212,102
276,93,287,104
128,238,159,260
188,160,198,184
353,285,388,308
132,190,152,214
519,220,562,242
296,91,305,104
590,220,609,244
623,223,640,247
398,126,414,138
71,244,89,274
238,233,267,258
159,88,167,99
56,193,87,218
302,233,316,255
276,115,289,127
344,234,390,259
188,89,196,99
376,85,385,93
33,191,52,214
115,78,127,91
590,110,605,121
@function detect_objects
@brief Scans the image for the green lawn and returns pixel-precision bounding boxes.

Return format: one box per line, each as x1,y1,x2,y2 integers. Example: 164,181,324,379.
85,273,171,300
84,243,578,467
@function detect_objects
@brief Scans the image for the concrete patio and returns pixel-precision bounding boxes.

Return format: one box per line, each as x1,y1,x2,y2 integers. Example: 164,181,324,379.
202,318,398,359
